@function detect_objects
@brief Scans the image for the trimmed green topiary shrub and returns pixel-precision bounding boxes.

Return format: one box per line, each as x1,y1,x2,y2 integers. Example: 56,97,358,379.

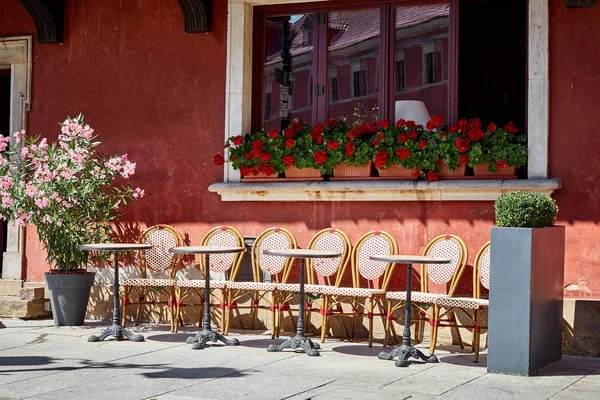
495,191,558,228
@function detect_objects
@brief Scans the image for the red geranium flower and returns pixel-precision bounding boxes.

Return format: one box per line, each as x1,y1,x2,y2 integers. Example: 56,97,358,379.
467,129,484,141
427,171,439,182
374,150,388,168
267,130,278,139
260,153,272,162
285,139,295,148
455,138,471,152
283,155,295,166
232,135,243,146
326,118,338,128
372,139,380,146
411,168,421,178
345,142,355,157
244,152,253,160
504,121,519,134
380,120,390,129
262,165,276,176
284,127,294,139
396,118,406,128
396,148,410,160
496,159,508,169
398,134,408,143
459,154,469,164
487,122,497,133
426,115,444,130
213,153,225,166
327,141,339,150
314,150,328,164
405,120,416,130
419,140,427,149
407,131,418,140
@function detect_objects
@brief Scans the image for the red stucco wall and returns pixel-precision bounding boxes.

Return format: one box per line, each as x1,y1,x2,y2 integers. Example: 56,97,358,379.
0,0,599,298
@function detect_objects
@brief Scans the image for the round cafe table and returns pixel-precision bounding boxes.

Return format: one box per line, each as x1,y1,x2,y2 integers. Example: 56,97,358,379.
263,248,342,356
170,246,245,350
80,243,153,343
372,255,451,367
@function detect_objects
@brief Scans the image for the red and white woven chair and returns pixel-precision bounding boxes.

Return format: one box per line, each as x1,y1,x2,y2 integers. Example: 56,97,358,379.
174,226,245,333
275,228,352,339
121,224,185,332
225,227,297,338
313,231,399,346
383,234,468,349
432,241,490,362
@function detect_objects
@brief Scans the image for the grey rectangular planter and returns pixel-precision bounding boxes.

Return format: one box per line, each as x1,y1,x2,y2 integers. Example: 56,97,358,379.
487,226,565,376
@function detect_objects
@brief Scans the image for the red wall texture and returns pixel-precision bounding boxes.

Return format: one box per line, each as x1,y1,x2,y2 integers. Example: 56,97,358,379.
0,0,599,298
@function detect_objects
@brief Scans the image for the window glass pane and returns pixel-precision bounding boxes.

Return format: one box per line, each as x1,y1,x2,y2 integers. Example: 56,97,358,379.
263,15,314,131
394,5,449,123
327,9,380,125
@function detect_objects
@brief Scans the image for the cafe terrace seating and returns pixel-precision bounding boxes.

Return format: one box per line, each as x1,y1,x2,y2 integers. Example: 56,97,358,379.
431,242,490,362
383,234,468,349
121,224,185,332
174,226,245,333
275,228,352,340
225,227,298,338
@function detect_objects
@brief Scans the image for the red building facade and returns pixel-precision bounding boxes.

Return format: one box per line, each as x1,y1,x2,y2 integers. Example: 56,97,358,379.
0,0,598,304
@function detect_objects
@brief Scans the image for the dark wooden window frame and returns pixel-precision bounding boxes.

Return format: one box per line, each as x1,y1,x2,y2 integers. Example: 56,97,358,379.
252,0,458,131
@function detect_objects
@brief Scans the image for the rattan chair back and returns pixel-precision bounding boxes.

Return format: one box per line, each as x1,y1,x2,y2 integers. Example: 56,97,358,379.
252,227,297,283
351,231,398,290
306,228,352,286
199,226,245,280
474,241,491,299
139,224,184,279
420,234,468,296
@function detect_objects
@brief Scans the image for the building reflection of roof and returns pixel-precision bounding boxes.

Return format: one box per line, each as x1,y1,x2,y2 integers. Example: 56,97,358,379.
265,5,449,63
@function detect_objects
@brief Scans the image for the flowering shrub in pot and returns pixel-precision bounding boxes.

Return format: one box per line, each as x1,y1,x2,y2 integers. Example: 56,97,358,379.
282,120,326,176
427,116,470,175
0,114,144,325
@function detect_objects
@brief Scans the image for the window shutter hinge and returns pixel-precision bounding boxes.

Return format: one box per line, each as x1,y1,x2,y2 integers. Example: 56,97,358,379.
315,85,325,95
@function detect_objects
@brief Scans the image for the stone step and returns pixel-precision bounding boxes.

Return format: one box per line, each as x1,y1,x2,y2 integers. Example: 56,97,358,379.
0,296,51,319
22,281,49,298
0,279,24,296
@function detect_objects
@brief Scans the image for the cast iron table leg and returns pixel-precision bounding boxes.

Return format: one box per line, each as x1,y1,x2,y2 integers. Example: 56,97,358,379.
89,251,145,342
267,258,320,356
186,254,240,349
378,263,438,367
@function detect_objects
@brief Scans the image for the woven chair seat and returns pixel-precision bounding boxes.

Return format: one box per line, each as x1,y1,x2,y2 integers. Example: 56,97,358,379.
318,286,385,297
176,280,229,289
226,281,278,291
123,278,174,287
386,291,449,302
276,283,325,293
434,297,489,309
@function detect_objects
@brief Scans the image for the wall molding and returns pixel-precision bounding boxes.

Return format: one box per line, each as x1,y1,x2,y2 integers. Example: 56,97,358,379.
177,0,213,32
18,0,65,43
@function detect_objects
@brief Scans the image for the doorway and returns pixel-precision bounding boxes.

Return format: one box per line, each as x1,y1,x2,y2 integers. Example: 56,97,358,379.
0,68,10,272
458,0,527,129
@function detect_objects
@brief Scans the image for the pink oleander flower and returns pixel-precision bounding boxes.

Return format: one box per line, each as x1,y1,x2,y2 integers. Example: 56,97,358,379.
133,187,145,199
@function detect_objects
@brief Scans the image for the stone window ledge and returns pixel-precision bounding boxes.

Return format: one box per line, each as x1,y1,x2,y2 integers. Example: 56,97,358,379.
208,178,562,202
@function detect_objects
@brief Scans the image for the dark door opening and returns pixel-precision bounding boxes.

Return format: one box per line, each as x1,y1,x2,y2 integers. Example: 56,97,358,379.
458,0,527,129
0,69,11,273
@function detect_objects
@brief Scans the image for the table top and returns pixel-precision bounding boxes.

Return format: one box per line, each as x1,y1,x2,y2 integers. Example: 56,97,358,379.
79,243,154,251
369,255,451,264
264,249,342,259
170,246,246,255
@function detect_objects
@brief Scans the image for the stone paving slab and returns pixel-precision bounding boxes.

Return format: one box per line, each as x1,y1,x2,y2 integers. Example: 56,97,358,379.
0,319,599,400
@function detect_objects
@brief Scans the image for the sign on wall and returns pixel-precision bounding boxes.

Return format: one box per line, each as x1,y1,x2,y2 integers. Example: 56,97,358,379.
565,0,596,7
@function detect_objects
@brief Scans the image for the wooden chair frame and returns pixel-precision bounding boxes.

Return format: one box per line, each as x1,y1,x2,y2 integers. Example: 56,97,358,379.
383,234,469,349
318,231,399,347
122,224,184,332
224,227,297,338
275,228,352,339
432,241,490,362
174,226,245,333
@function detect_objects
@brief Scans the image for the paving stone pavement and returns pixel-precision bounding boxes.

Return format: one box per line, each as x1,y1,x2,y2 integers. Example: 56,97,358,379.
0,319,599,400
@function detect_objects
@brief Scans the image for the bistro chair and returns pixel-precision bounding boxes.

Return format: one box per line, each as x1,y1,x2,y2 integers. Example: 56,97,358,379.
432,242,490,362
383,234,468,347
314,231,399,346
275,228,352,339
121,224,185,332
225,227,297,337
174,226,245,333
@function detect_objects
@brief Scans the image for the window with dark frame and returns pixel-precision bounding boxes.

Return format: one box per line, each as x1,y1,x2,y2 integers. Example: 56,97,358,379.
254,2,452,130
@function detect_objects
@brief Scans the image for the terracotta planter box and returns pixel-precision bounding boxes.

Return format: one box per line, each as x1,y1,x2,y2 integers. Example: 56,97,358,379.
333,162,374,178
285,166,322,180
240,172,283,182
473,163,516,178
437,160,466,178
376,165,417,180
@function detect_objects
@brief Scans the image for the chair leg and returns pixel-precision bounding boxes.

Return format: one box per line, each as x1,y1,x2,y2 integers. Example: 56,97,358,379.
351,299,358,339
384,299,391,347
168,287,176,332
368,297,374,348
122,286,130,327
450,310,464,349
175,287,183,333
473,309,481,363
320,296,329,343
251,293,258,331
429,305,440,355
135,288,145,326
224,290,233,335
218,289,227,332
270,291,277,339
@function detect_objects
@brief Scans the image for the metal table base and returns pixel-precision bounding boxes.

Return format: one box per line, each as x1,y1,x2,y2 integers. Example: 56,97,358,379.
267,334,321,356
185,329,240,350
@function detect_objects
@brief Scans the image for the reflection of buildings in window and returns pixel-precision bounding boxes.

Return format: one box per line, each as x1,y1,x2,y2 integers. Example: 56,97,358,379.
265,92,272,119
330,77,339,102
395,60,406,92
353,70,367,98
424,50,443,85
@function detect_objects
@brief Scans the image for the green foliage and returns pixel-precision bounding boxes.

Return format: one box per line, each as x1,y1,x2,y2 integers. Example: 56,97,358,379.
495,191,558,228
467,126,528,172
